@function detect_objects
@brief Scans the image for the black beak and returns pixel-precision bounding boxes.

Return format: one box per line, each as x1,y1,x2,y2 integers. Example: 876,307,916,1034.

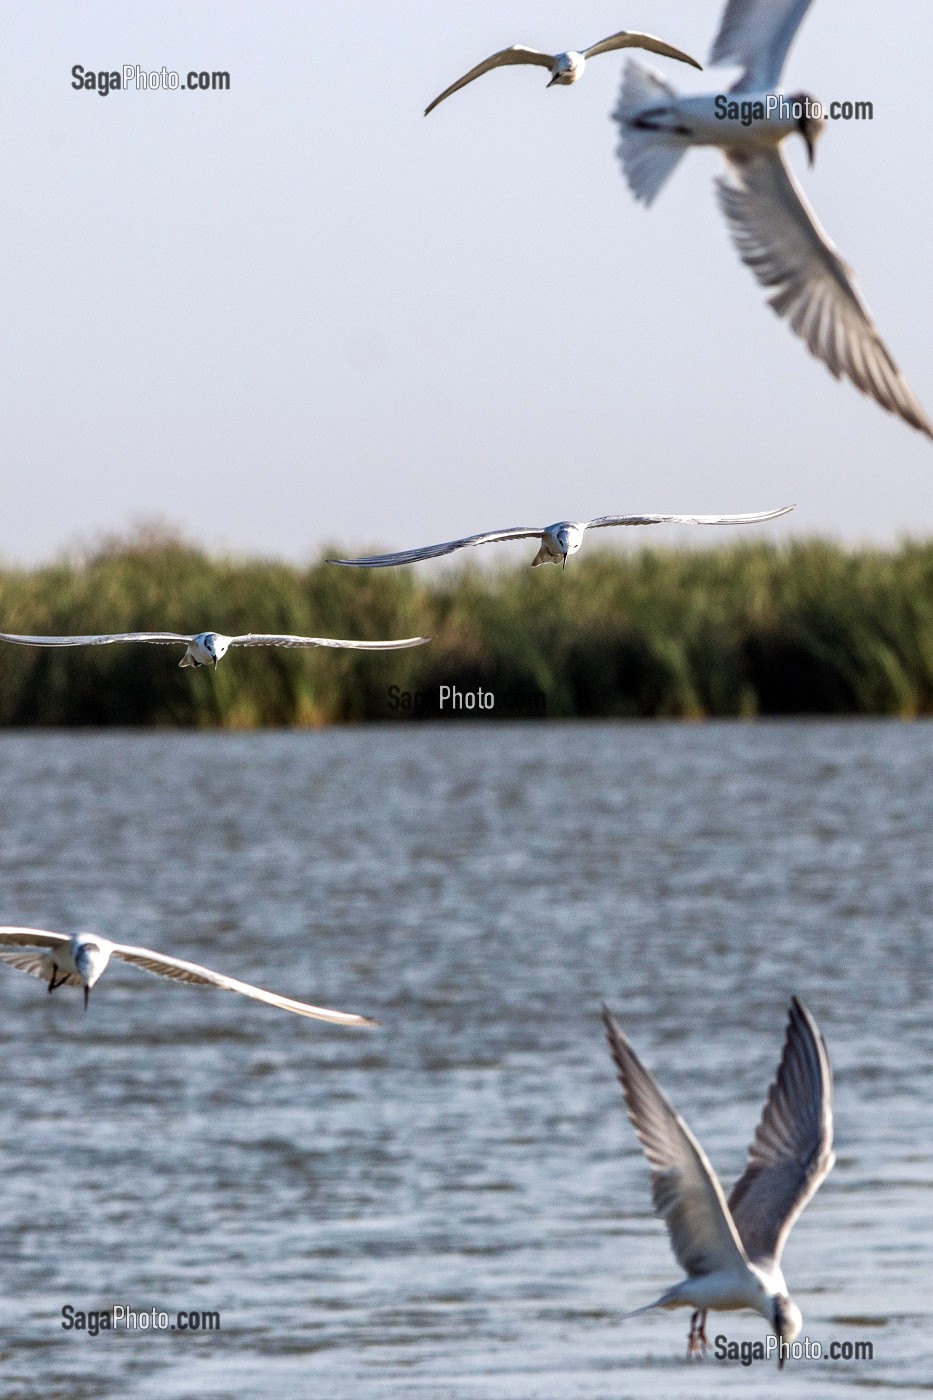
562,553,567,570
804,132,816,166
547,75,558,88
83,985,90,1010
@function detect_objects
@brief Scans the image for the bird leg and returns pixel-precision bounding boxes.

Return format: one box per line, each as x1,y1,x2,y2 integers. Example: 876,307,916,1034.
687,1310,709,1358
48,968,63,993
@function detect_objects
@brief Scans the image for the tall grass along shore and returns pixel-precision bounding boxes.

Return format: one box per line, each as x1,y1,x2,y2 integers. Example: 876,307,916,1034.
1,531,932,726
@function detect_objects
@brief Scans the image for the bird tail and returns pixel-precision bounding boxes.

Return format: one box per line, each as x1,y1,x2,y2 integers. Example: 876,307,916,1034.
178,652,197,668
612,61,688,206
623,1286,684,1320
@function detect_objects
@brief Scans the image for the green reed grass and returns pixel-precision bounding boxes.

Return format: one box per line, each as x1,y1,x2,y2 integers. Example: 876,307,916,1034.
1,531,932,725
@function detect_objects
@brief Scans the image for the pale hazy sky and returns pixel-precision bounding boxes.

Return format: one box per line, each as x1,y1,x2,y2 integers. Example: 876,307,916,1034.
3,1,932,564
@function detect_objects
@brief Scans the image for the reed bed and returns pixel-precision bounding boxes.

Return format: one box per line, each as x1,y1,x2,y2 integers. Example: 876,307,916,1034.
1,532,931,725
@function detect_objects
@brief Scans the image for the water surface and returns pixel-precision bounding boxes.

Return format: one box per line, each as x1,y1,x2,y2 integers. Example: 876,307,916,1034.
0,722,929,1398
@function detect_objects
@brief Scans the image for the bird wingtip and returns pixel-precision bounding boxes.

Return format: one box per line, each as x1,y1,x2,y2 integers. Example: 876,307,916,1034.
601,1002,621,1036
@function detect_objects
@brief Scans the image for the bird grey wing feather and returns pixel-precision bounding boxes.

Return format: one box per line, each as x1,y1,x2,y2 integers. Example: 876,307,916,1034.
728,997,835,1270
109,944,378,1027
329,528,544,567
583,31,702,71
0,632,191,647
228,634,429,650
585,506,794,530
425,47,554,115
0,949,62,981
710,0,814,91
603,1008,749,1278
718,152,933,437
0,926,73,949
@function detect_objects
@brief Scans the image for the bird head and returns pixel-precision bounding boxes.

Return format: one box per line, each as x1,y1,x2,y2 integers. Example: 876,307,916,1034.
548,52,581,87
73,937,110,990
556,524,585,566
771,1294,803,1367
199,632,230,668
788,93,825,165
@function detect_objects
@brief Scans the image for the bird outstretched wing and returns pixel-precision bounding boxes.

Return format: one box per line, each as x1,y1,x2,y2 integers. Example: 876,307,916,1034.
0,950,81,984
0,632,192,648
710,0,815,92
0,928,77,986
110,942,378,1027
728,997,834,1272
585,506,794,530
329,527,544,568
583,30,701,70
228,634,429,650
718,151,933,437
0,926,74,949
603,1007,749,1279
425,47,554,116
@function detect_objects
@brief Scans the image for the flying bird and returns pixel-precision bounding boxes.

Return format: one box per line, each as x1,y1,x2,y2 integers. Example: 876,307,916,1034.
613,0,932,437
330,506,793,570
424,29,701,116
0,926,377,1027
0,629,429,669
602,998,834,1364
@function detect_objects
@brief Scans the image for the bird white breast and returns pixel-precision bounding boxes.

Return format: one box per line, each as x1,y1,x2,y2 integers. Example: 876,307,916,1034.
678,1269,771,1316
188,634,215,664
538,530,566,562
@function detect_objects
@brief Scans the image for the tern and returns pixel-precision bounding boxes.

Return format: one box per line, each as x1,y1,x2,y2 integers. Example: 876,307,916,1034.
424,29,701,116
0,629,429,669
602,998,834,1365
613,0,932,437
329,506,793,570
0,926,377,1026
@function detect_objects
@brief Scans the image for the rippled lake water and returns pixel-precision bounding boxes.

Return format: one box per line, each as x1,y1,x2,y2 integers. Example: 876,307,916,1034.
0,722,930,1399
